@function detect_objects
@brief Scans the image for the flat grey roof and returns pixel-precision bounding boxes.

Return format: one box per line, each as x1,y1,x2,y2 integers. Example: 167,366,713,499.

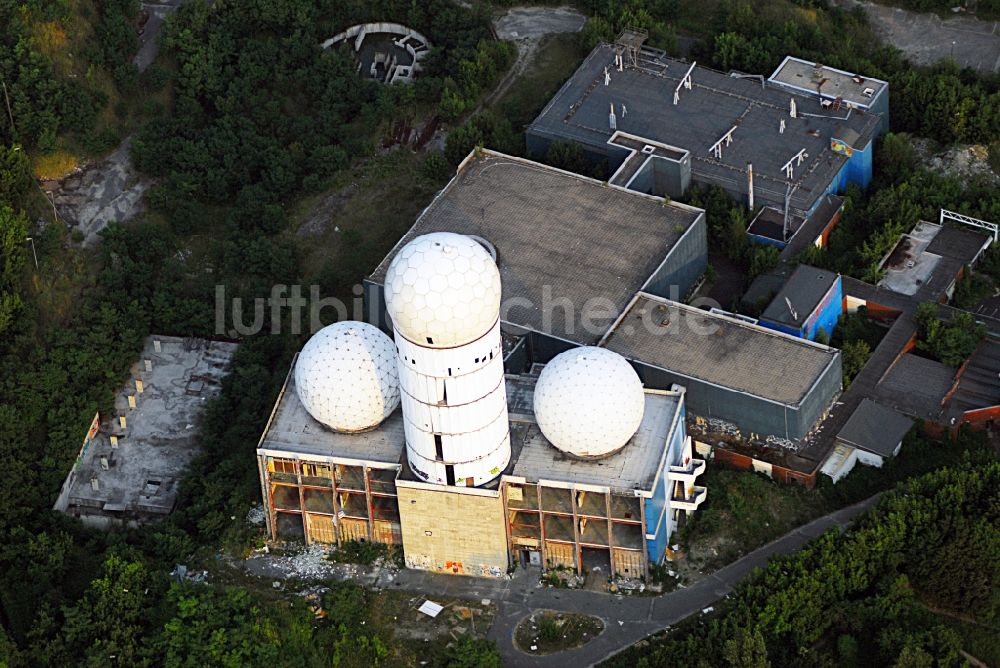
926,224,990,263
768,56,888,108
878,222,990,301
59,336,238,520
601,294,840,406
260,364,678,493
876,353,955,420
528,44,879,214
742,264,794,309
506,375,680,493
761,264,839,329
946,337,1000,419
837,399,913,457
258,357,407,466
369,151,704,344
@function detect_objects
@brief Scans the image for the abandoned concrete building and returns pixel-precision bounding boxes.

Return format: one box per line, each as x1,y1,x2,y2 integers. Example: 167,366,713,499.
364,151,842,444
253,150,863,578
54,336,237,528
525,32,885,250
257,227,704,579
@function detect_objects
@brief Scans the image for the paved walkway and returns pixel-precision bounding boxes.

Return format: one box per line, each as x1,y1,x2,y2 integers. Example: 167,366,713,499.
832,0,1000,74
352,494,881,667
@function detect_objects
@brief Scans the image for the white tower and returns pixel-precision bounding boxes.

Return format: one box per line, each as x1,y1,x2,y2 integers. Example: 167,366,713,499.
384,232,511,487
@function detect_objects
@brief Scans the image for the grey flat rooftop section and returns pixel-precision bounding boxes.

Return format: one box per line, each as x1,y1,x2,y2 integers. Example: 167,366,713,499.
781,194,844,260
876,353,955,420
742,264,794,309
926,224,990,264
259,357,407,465
60,336,237,521
602,294,840,406
746,206,805,243
528,44,879,214
946,337,1000,420
878,221,944,297
369,152,703,344
761,264,838,329
879,222,989,299
837,398,913,457
506,375,679,493
768,56,888,107
260,366,676,493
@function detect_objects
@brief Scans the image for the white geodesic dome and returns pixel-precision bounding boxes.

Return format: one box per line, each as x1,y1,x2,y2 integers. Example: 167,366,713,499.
533,346,645,458
294,321,400,433
384,232,501,348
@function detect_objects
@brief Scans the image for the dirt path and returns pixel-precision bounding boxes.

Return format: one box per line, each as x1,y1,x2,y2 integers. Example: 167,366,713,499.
480,6,586,113
135,1,192,72
832,0,1000,74
44,1,189,244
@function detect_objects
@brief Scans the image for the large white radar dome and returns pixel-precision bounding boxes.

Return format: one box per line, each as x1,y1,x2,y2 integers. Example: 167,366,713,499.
384,232,501,348
533,347,645,458
294,321,400,433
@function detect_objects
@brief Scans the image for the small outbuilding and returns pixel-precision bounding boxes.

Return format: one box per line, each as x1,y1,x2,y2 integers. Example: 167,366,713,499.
823,399,913,483
759,264,842,341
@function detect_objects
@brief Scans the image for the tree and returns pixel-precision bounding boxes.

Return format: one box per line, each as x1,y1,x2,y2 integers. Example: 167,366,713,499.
545,140,586,174
0,144,32,207
915,303,986,367
723,627,771,667
841,340,872,388
442,637,502,668
747,245,778,279
58,556,154,667
726,207,749,262
0,205,26,335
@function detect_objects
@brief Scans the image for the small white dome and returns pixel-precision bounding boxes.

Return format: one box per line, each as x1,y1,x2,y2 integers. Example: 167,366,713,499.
294,321,400,432
384,232,501,348
533,347,645,458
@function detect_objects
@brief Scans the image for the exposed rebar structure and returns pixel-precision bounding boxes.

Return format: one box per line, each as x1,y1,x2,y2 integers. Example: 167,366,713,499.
614,27,648,69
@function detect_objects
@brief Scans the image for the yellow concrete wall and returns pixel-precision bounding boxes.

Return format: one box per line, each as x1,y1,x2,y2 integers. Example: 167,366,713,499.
397,485,508,577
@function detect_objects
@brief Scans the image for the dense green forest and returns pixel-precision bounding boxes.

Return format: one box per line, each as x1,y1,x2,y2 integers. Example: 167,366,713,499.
605,462,1000,667
0,1,506,665
1,0,999,665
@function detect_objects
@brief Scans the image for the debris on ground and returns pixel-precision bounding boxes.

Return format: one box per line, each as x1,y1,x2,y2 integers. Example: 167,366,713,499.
170,564,208,583
246,504,266,526
303,590,328,619
912,138,999,185
542,569,584,589
296,183,359,237
611,578,646,594
418,600,444,618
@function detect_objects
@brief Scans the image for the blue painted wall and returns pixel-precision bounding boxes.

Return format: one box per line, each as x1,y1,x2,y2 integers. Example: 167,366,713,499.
644,401,688,564
828,138,874,194
759,276,843,341
758,320,800,338
802,276,843,341
644,475,668,564
871,89,890,137
748,233,788,250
